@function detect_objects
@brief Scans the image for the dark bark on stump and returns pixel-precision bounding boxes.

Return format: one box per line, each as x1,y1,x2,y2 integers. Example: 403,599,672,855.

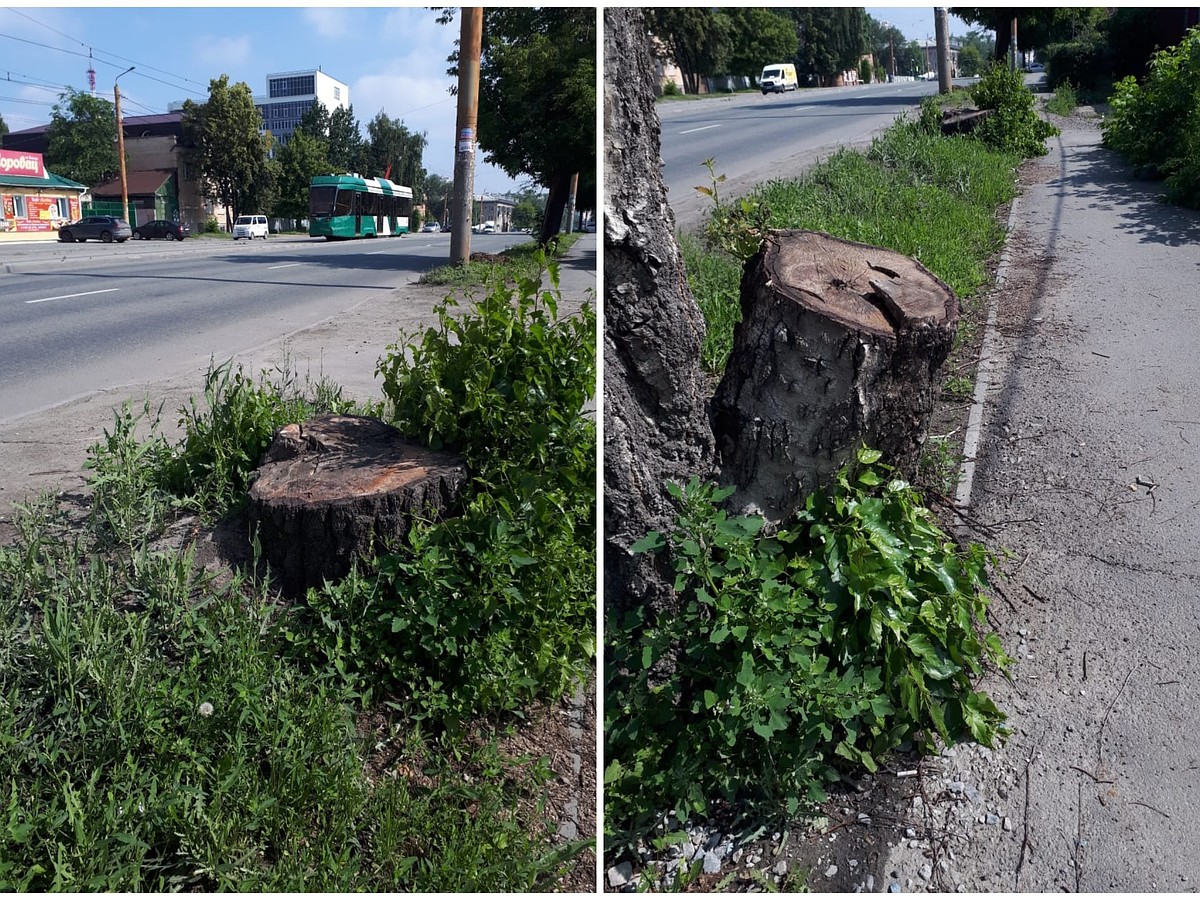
713,229,958,524
603,8,717,621
248,414,466,596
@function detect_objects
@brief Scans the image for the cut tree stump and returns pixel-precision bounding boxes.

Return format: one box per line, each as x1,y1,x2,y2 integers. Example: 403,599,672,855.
712,229,958,524
248,414,466,596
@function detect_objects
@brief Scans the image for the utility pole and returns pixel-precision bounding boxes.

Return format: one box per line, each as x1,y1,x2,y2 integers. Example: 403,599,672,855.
114,66,135,224
1010,17,1019,72
935,8,952,94
450,7,482,266
564,172,578,234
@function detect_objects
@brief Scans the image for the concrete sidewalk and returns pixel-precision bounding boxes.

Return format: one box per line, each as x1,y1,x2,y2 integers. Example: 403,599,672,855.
882,115,1200,890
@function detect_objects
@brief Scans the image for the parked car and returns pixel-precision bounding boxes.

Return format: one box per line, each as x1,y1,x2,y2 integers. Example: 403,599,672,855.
472,221,496,234
1026,62,1045,73
420,222,442,233
57,215,132,244
132,219,191,241
232,214,269,240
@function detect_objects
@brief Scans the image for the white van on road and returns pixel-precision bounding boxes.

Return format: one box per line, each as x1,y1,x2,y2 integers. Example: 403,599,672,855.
760,63,798,94
232,214,269,240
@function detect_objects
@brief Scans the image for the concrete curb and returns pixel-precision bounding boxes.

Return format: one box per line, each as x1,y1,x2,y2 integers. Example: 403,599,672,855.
954,197,1021,509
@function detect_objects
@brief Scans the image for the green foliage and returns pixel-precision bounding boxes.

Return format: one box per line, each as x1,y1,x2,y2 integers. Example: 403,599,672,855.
687,125,1017,375
286,265,596,722
645,8,733,93
605,450,1009,844
45,89,120,187
0,501,575,891
362,111,427,189
271,129,330,221
1102,27,1200,208
202,215,221,234
789,7,868,85
1044,35,1111,93
180,75,274,228
969,63,1059,158
85,360,364,527
1045,80,1079,117
723,8,798,80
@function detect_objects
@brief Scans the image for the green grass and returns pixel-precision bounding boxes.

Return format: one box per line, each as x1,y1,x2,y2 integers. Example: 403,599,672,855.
420,232,584,287
685,119,1019,376
1045,81,1078,117
0,497,575,891
0,269,595,889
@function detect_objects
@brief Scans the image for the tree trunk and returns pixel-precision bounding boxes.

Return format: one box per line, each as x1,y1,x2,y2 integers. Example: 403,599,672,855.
540,170,570,245
248,414,466,597
712,229,958,525
603,8,716,621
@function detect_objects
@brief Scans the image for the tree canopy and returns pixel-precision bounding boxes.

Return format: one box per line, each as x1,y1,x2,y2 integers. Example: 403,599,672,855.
0,113,9,142
45,90,120,187
272,129,328,222
788,8,868,86
181,75,273,228
644,8,732,93
722,8,798,80
951,8,1107,62
445,7,595,244
362,112,427,190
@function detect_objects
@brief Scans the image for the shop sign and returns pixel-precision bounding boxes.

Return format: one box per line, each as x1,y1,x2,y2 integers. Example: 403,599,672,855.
0,149,47,179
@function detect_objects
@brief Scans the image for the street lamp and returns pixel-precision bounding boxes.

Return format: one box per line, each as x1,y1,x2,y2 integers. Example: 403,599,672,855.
114,66,135,224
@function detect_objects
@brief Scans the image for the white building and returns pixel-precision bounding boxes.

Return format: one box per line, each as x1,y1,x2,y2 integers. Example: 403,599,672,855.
254,68,350,147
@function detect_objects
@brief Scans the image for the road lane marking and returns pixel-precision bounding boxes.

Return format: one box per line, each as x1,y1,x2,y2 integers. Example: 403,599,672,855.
680,123,721,134
25,288,119,305
267,263,303,270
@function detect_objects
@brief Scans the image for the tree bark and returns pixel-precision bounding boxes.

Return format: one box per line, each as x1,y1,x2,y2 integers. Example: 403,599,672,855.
603,8,716,621
248,414,466,597
712,229,958,524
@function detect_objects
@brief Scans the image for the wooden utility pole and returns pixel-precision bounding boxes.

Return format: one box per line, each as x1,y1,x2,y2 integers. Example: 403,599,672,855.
564,172,579,233
114,66,135,223
935,8,952,94
450,8,482,265
1010,17,1019,72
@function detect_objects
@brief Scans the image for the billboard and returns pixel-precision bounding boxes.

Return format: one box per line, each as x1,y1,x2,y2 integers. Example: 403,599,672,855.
0,149,48,180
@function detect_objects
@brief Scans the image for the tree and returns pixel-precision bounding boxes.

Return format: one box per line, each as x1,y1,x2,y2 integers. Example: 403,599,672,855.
180,75,273,229
789,7,868,86
272,129,328,222
0,113,9,143
326,104,364,174
951,8,1106,64
644,8,732,94
44,89,119,187
362,111,427,190
865,15,909,80
603,7,716,622
723,8,798,81
422,172,453,225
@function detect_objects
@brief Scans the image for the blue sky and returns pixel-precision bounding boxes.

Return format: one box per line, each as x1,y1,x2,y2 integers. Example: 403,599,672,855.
865,7,975,44
0,4,532,194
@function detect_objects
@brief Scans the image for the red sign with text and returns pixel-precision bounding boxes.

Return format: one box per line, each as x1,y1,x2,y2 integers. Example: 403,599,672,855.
0,149,47,179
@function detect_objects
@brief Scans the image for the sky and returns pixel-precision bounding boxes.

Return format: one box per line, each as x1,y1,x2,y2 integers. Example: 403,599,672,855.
0,4,534,195
865,7,975,44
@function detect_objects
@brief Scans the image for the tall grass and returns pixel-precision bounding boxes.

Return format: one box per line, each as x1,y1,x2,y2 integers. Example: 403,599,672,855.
686,118,1019,375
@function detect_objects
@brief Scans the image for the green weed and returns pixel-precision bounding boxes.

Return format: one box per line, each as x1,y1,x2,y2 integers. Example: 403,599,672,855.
605,448,1008,849
1045,80,1079,117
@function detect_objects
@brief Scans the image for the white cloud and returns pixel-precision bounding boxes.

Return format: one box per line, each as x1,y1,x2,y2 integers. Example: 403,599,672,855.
191,34,252,71
301,9,350,41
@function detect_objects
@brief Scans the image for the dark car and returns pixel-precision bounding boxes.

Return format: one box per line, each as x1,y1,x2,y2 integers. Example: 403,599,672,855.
58,215,132,244
133,219,192,241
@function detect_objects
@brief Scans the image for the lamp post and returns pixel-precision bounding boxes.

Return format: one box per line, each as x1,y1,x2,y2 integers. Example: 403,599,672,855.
114,66,135,224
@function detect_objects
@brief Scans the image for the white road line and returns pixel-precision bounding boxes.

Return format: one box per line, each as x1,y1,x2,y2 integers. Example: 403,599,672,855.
680,123,721,135
25,288,119,305
267,263,303,270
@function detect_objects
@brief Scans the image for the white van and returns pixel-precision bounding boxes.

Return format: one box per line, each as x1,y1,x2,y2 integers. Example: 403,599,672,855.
760,63,798,94
232,214,269,240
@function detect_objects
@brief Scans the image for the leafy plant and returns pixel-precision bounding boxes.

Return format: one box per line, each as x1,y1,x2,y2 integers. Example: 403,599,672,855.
1045,80,1079,117
969,62,1060,158
287,263,597,723
1102,26,1200,207
605,449,1008,847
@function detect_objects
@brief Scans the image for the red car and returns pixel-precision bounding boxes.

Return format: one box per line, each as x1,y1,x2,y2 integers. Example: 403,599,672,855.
132,219,192,241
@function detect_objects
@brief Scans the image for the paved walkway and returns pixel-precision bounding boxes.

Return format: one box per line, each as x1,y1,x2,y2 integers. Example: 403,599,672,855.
883,114,1200,891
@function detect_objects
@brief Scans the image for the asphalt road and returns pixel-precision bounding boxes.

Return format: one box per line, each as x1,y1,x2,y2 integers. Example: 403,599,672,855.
658,78,949,230
0,231,525,423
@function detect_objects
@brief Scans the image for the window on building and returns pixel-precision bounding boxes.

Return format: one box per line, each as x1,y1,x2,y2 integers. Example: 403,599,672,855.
333,87,341,102
12,195,26,218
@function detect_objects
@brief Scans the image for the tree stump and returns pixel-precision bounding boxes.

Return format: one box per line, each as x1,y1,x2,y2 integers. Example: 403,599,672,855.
712,229,958,524
248,414,466,596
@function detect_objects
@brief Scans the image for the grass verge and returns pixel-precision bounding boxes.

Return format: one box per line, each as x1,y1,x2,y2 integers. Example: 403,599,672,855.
1,261,595,890
420,232,584,288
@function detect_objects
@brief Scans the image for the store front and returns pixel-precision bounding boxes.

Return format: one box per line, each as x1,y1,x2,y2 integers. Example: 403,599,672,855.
0,149,87,242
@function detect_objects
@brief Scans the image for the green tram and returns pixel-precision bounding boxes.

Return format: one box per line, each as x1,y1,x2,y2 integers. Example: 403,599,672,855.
308,173,413,240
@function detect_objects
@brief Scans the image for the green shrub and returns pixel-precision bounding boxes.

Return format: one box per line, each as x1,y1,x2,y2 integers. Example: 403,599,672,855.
605,449,1009,846
287,264,597,722
1045,80,1079,117
203,216,221,234
1102,27,1200,207
969,62,1059,157
1044,35,1111,92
